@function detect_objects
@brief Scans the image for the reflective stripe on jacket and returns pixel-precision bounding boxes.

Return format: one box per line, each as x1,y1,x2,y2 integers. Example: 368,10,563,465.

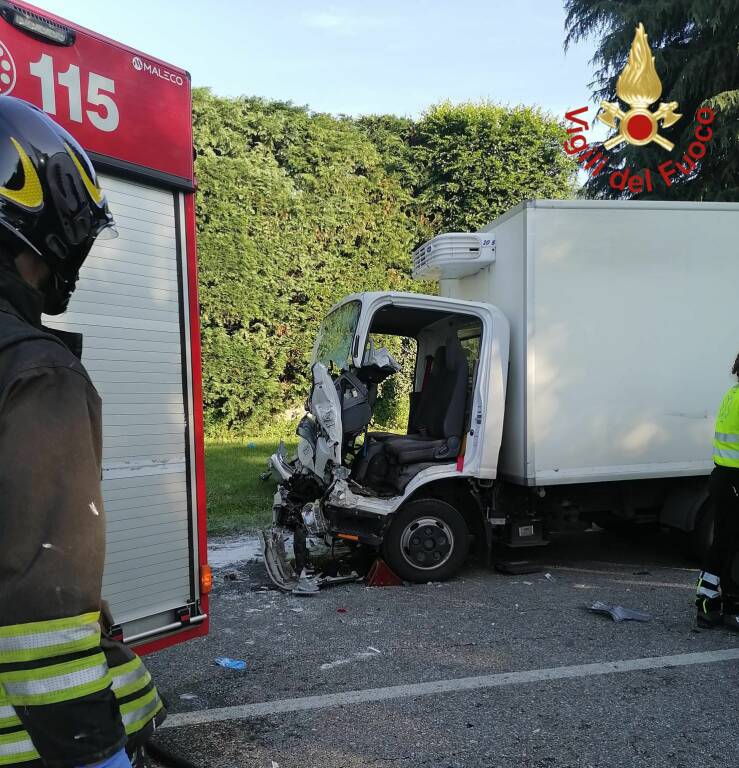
714,384,739,469
0,638,164,767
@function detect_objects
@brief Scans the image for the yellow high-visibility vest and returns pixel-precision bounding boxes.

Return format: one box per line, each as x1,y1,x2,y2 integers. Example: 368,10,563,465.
714,384,739,469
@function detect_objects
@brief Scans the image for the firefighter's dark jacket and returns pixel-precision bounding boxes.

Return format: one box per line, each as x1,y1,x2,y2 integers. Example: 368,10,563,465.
0,270,164,767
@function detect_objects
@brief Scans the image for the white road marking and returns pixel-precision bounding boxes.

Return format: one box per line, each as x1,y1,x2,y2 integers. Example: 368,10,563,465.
543,560,697,574
542,564,692,579
541,565,693,589
162,647,739,728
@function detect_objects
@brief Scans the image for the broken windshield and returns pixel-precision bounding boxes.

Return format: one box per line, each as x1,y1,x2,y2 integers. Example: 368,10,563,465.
312,300,361,371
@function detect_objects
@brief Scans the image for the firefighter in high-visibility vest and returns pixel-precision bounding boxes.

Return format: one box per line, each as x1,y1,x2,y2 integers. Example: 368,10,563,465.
696,352,739,630
0,97,164,767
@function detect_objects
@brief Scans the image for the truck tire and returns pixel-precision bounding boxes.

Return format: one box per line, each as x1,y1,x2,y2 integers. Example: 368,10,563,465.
382,498,469,583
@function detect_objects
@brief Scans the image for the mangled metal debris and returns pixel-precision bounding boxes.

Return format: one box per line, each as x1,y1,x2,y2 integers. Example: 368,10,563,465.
260,528,360,595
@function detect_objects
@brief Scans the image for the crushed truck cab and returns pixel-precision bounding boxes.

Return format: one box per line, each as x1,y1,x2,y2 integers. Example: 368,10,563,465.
264,290,509,588
264,200,739,590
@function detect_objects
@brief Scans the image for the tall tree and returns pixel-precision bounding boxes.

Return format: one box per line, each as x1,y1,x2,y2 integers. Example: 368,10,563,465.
565,0,739,200
411,102,576,233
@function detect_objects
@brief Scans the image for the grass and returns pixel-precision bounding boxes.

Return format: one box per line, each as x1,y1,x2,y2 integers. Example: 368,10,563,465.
205,437,295,535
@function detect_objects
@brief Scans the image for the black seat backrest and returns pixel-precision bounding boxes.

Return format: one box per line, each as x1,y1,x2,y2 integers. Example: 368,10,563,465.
414,335,469,439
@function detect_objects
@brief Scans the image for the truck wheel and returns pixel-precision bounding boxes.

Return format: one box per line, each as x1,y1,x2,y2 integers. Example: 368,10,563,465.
382,499,469,583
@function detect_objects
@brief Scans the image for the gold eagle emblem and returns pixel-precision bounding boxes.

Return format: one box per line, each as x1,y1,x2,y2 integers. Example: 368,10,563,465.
598,23,681,151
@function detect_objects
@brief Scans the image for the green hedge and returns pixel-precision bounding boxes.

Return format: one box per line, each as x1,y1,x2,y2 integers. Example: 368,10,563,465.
193,91,575,436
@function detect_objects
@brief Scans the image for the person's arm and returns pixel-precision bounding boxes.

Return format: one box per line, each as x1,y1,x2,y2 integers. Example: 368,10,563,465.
0,362,126,768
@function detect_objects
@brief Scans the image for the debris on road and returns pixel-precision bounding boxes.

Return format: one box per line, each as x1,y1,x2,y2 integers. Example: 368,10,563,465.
179,693,198,700
589,601,651,623
337,607,348,613
214,657,247,670
544,572,555,582
293,569,320,596
366,559,403,587
262,529,361,593
495,560,543,575
320,647,382,671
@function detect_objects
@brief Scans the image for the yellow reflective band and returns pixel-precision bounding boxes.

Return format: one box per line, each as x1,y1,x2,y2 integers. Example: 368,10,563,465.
0,731,40,765
0,704,15,720
122,689,163,736
713,447,739,468
0,612,100,639
110,657,141,685
64,142,104,205
111,657,151,700
0,701,20,728
0,621,100,664
0,138,43,211
1,653,111,707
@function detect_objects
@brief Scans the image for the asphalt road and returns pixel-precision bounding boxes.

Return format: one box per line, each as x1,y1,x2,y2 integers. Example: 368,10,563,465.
144,528,739,768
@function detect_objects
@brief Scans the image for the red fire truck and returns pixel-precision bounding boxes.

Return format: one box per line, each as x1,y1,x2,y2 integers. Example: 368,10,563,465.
0,1,209,651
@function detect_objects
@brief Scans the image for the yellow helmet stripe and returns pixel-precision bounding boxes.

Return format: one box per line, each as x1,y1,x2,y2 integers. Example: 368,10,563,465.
0,138,43,210
64,142,105,206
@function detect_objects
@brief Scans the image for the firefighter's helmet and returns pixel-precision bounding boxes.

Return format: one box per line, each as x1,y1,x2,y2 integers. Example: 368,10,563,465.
0,95,116,314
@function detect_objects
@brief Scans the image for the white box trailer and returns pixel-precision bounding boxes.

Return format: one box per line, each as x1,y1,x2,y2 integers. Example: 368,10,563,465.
265,199,738,587
1,2,209,650
438,199,739,487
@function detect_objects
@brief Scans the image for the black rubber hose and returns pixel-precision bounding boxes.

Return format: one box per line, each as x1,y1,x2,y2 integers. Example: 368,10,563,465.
145,740,201,768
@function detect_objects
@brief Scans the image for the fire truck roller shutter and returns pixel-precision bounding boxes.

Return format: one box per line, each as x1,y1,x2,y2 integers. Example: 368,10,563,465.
44,174,197,635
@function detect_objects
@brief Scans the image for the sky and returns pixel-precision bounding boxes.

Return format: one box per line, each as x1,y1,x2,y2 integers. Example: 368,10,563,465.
36,0,602,121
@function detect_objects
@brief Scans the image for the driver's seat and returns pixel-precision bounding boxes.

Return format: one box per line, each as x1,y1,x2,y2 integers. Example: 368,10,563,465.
382,334,468,465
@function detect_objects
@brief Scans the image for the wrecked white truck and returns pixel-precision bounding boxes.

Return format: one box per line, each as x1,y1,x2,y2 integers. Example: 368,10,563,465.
263,199,739,591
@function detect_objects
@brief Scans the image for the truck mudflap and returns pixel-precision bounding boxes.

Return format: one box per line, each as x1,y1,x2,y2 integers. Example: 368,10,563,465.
261,527,361,595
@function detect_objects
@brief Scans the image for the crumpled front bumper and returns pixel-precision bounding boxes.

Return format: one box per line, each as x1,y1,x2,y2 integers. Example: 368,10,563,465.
261,526,361,595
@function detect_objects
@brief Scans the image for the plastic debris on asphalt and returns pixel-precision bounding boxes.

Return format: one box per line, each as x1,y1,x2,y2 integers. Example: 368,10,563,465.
589,601,651,622
293,568,320,596
214,657,247,670
179,693,198,700
544,572,555,582
320,647,381,670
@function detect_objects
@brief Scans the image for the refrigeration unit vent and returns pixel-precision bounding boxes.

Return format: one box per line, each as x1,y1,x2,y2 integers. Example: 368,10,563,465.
412,232,496,281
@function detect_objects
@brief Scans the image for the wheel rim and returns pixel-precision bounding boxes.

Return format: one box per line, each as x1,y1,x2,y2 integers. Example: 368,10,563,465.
399,516,455,571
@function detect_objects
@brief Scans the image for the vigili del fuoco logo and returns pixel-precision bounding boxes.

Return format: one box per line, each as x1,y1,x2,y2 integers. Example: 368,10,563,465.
563,23,715,193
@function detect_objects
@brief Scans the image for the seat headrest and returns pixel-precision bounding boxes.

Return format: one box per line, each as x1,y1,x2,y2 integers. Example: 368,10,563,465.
444,334,466,370
431,346,447,374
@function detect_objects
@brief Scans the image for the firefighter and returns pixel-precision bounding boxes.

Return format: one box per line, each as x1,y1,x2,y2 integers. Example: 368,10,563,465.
0,96,164,767
696,352,739,630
